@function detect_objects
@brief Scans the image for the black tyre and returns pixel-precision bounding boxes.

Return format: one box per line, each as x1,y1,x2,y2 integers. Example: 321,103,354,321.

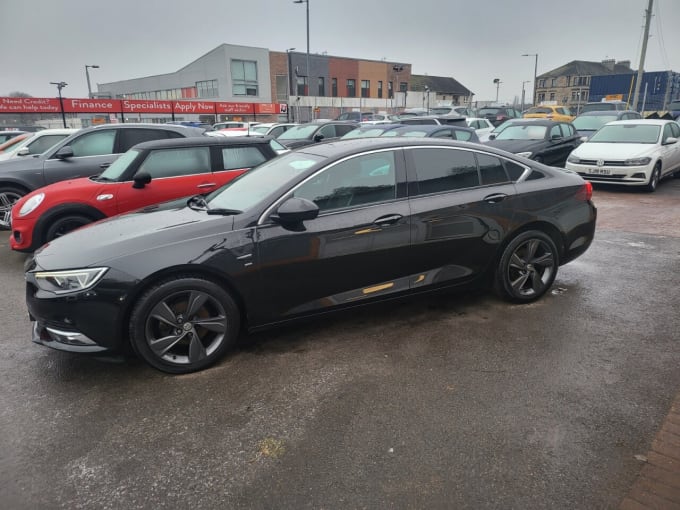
0,186,26,230
129,276,240,374
494,230,558,303
645,163,661,192
44,214,92,242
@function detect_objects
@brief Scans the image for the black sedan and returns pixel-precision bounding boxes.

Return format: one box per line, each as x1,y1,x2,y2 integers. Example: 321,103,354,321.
483,119,582,167
380,124,480,142
276,121,357,148
26,138,596,373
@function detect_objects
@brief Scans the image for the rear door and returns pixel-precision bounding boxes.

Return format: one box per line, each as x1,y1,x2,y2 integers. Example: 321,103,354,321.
405,146,519,289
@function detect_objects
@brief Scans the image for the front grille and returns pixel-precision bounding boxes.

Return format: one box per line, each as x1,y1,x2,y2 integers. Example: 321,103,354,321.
577,172,626,180
577,159,626,167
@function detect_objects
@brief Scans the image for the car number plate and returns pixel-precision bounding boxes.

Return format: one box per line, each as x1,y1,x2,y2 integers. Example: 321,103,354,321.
588,168,611,175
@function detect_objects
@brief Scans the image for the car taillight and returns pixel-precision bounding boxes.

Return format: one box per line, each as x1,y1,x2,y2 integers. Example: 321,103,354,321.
575,181,593,201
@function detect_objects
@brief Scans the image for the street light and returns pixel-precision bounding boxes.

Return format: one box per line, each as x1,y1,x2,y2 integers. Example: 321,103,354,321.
392,64,404,110
521,80,530,112
293,0,309,98
50,81,68,128
493,78,501,103
521,53,538,107
285,48,295,122
85,64,100,98
424,86,430,112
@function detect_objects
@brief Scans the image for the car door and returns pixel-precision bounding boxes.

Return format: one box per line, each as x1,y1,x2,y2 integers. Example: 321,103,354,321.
253,148,411,323
662,122,680,175
42,129,119,184
540,124,571,166
404,147,519,289
115,145,213,213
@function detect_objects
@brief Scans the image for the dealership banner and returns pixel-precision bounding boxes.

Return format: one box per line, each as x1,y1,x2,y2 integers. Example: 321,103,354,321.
0,97,287,115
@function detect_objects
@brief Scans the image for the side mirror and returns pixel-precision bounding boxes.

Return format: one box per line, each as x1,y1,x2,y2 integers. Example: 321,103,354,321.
488,134,496,140
16,147,30,156
551,134,561,141
54,146,74,159
313,134,325,142
132,171,152,189
580,136,588,143
663,136,678,145
272,197,319,226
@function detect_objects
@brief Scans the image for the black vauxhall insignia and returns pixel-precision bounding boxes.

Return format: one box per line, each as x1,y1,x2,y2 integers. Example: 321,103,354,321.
25,138,596,373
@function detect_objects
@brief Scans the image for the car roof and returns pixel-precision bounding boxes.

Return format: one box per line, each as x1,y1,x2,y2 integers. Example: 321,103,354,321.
131,135,276,150
604,119,672,126
500,118,564,126
389,124,474,134
577,110,638,117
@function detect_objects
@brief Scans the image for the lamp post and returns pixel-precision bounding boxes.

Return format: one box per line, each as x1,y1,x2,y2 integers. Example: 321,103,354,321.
50,81,68,128
293,0,309,98
521,80,530,112
286,48,295,122
85,64,100,98
522,53,538,107
493,78,501,103
424,86,430,113
392,64,404,111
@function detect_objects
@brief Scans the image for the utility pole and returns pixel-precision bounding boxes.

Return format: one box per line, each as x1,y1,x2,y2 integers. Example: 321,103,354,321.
632,0,653,111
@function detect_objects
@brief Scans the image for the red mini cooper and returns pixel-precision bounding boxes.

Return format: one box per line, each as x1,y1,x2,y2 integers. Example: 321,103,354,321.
10,136,284,252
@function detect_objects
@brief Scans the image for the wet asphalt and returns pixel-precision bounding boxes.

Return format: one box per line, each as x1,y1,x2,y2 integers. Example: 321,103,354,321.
1,179,679,509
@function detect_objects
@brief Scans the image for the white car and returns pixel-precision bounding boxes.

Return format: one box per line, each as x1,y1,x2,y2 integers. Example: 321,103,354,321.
565,119,680,192
465,118,495,139
213,121,260,130
0,128,78,161
248,122,299,138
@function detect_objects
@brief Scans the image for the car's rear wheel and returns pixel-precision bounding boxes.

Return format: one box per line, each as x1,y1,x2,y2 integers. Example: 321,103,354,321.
44,214,92,243
494,230,558,303
129,276,240,374
0,186,26,230
645,163,661,192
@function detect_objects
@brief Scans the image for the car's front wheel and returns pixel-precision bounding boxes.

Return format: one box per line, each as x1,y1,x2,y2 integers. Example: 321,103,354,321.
129,276,240,374
645,163,661,192
0,186,26,230
44,214,92,243
494,230,558,303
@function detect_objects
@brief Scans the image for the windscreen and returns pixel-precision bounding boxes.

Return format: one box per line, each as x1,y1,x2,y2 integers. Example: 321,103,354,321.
588,124,660,144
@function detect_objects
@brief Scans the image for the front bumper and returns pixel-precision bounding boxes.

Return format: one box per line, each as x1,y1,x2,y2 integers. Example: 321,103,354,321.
32,321,108,353
10,216,38,252
565,161,653,185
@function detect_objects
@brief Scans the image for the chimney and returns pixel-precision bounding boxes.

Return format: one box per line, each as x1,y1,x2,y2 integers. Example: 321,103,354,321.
601,59,615,71
617,60,631,69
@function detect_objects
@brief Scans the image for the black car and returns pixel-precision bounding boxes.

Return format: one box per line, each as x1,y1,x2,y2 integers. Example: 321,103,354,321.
26,138,596,374
0,123,205,229
380,124,480,143
335,111,375,122
477,106,523,127
571,110,642,139
397,114,467,126
277,121,358,148
483,119,582,167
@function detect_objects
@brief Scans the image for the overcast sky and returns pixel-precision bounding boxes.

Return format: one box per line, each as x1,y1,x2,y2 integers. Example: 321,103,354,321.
2,0,679,103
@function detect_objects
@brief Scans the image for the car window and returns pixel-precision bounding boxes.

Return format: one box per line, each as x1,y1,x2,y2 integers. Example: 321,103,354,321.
453,129,474,141
120,128,182,152
559,124,574,137
669,122,680,138
222,146,266,170
138,147,211,178
410,148,479,195
549,125,562,139
335,124,357,136
293,151,397,211
662,123,674,142
317,125,337,139
25,134,68,154
503,160,526,180
477,153,509,185
268,126,284,138
67,129,116,157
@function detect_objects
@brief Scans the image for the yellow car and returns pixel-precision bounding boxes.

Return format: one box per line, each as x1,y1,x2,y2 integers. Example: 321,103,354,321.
523,105,575,122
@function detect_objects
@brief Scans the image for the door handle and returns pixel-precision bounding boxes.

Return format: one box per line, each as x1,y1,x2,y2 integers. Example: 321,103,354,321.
484,193,507,203
99,162,111,169
373,214,403,226
197,183,217,188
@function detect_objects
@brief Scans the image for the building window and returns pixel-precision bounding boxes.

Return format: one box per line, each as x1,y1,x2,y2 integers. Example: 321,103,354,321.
332,78,338,97
275,75,288,102
231,60,258,96
537,92,546,103
378,81,383,99
399,82,407,93
196,79,218,98
388,81,393,98
549,92,556,101
538,79,546,88
573,76,589,87
318,77,325,96
296,77,305,96
347,79,356,97
361,80,370,98
571,90,588,101
550,78,557,87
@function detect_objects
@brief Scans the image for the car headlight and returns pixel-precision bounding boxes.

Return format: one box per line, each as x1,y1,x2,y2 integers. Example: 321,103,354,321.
515,152,533,158
624,157,652,166
34,267,108,295
567,155,580,164
18,193,45,217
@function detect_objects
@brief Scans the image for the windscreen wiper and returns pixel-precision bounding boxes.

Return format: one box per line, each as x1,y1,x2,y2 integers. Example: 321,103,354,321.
187,194,241,215
206,208,242,216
